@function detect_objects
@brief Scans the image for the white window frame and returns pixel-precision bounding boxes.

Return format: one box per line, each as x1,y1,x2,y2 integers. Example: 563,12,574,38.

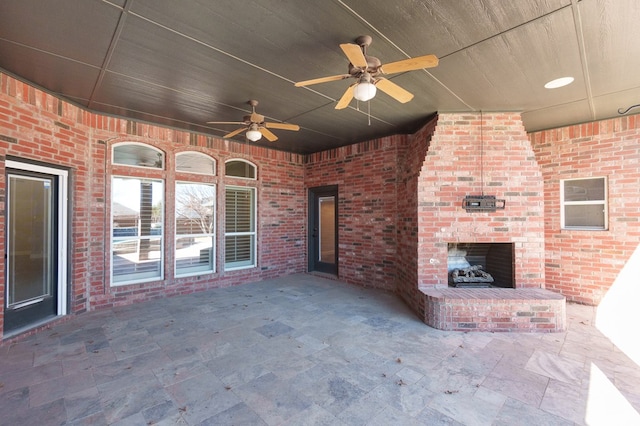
560,176,608,230
224,186,257,270
175,181,216,277
111,176,164,286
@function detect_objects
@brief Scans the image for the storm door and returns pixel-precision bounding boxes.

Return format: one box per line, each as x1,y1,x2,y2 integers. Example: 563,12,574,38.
308,185,338,275
4,161,68,334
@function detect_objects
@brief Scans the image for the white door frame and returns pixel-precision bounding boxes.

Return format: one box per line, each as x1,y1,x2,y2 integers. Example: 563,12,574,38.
6,160,69,316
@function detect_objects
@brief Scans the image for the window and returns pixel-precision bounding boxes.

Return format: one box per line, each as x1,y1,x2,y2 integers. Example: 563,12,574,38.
225,186,256,270
113,143,164,169
176,152,216,175
175,182,216,276
111,177,164,285
561,177,607,230
225,159,256,179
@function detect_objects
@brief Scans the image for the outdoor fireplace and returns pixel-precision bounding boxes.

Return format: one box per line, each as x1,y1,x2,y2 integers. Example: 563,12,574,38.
447,243,514,288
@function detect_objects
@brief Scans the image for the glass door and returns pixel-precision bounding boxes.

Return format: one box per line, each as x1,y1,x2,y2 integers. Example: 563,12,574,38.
4,164,66,334
308,186,338,275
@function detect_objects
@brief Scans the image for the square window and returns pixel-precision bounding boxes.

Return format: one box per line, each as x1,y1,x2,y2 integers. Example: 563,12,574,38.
561,177,607,230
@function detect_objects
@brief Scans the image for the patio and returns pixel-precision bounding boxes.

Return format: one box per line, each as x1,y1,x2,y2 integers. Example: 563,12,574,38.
1,274,638,425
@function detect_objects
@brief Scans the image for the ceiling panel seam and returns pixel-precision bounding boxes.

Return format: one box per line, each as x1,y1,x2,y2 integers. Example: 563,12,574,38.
88,0,133,108
570,0,596,121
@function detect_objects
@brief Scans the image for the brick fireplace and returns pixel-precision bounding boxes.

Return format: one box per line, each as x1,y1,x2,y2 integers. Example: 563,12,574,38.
415,113,565,332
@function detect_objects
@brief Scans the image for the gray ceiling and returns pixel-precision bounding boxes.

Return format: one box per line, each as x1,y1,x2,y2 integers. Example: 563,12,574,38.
1,0,639,155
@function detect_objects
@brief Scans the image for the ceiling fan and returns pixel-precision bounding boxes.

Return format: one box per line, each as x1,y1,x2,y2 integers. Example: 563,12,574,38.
295,35,438,109
207,100,299,142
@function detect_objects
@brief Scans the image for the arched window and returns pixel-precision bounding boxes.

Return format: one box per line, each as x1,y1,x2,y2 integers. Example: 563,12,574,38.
176,151,216,175
111,143,164,285
224,159,257,270
112,142,164,169
175,152,217,276
225,159,256,179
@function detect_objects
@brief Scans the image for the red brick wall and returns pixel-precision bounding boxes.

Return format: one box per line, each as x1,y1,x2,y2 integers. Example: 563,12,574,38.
396,117,437,317
305,138,402,290
530,117,640,304
0,73,306,338
417,113,545,289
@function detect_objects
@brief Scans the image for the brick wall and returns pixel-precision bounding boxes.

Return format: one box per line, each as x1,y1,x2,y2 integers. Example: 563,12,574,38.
305,138,402,290
0,73,306,339
530,117,640,304
396,117,437,317
417,113,545,290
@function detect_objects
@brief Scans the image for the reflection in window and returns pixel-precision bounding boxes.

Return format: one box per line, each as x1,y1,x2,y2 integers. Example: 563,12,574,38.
176,152,216,175
113,143,164,169
175,183,216,276
225,159,256,179
225,186,256,270
561,177,608,230
111,177,164,285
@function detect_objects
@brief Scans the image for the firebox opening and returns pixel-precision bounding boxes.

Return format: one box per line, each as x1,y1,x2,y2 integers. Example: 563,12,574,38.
447,243,514,288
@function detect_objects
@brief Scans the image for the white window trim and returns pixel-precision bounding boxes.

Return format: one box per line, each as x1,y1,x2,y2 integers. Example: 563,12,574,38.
560,176,608,231
224,185,257,271
175,181,216,277
111,176,164,286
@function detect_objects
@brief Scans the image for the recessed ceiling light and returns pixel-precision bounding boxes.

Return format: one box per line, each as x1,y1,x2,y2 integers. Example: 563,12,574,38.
544,77,574,89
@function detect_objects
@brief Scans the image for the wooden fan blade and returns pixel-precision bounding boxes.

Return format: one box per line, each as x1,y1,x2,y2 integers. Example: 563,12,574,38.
335,83,356,110
223,127,247,139
340,43,368,69
250,112,264,123
380,54,439,74
294,74,351,87
207,121,245,125
375,78,414,103
259,127,278,142
265,122,300,131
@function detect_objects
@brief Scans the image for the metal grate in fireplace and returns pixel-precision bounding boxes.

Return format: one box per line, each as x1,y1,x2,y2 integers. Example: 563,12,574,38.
447,243,514,288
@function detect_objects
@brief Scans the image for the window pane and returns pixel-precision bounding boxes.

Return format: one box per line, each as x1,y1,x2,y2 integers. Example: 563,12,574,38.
176,236,214,275
224,186,256,269
225,189,254,232
112,237,162,283
564,178,605,202
112,177,163,284
176,183,215,235
225,235,254,266
564,204,605,228
113,143,164,169
176,152,215,175
175,182,215,276
225,160,256,179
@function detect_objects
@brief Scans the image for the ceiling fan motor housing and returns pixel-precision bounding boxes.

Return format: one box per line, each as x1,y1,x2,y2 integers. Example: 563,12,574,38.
348,56,382,76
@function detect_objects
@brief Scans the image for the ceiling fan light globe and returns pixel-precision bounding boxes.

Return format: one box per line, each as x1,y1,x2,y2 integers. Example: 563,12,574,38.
246,129,262,141
353,81,377,101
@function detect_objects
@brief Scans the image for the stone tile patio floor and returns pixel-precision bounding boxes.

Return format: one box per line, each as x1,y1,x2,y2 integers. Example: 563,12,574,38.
1,274,639,425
